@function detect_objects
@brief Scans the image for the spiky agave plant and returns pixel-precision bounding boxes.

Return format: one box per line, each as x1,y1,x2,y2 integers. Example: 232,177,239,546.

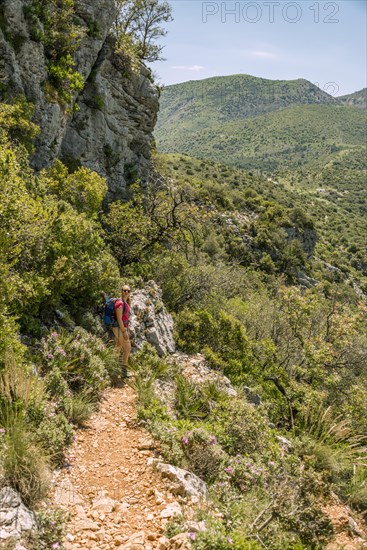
295,404,367,484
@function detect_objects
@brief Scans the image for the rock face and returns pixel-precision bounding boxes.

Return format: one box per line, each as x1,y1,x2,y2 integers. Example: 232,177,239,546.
0,487,37,546
61,39,158,201
130,281,176,356
0,0,158,200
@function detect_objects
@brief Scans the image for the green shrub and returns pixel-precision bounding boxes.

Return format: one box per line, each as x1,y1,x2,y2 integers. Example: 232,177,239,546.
180,428,228,483
42,161,107,216
212,399,274,457
347,466,367,511
47,55,84,104
62,391,97,427
0,356,51,504
0,408,50,505
36,412,73,465
176,308,254,380
130,345,174,421
40,328,113,398
175,375,207,421
31,507,68,550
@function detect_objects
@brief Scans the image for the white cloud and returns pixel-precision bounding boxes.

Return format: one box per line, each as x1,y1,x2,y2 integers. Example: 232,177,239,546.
171,65,205,72
250,50,277,59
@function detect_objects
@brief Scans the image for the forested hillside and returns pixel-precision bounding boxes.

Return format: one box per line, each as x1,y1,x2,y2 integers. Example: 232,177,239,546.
157,103,366,173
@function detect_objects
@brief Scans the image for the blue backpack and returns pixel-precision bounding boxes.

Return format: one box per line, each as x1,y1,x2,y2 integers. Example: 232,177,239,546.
103,296,126,328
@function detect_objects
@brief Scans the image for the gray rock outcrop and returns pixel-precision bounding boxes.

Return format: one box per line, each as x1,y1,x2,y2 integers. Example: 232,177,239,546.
155,462,208,502
0,487,37,546
130,281,175,356
0,0,158,200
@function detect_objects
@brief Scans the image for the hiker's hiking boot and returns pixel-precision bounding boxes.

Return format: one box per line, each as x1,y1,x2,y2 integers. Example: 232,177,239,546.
121,365,131,379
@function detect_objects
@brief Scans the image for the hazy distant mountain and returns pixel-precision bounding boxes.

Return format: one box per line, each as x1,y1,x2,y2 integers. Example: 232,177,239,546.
157,74,339,133
156,74,366,174
338,88,367,109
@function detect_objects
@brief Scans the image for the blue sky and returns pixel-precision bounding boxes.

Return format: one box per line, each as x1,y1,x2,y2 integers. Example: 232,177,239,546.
151,0,367,96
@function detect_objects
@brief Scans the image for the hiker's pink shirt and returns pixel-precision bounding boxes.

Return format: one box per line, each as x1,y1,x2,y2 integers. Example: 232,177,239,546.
114,299,130,327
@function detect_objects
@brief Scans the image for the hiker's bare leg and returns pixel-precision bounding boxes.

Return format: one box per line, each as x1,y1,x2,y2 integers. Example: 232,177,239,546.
112,327,124,356
112,327,131,376
121,336,132,367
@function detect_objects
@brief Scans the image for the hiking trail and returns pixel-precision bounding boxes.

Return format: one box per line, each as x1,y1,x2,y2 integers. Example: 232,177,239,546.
51,385,189,550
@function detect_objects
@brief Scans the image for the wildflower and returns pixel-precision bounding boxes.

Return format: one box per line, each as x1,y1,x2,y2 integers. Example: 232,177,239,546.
0,428,6,434
51,543,60,549
57,348,66,356
47,353,54,360
224,467,233,474
49,521,55,528
51,332,59,338
209,435,217,445
188,532,196,540
181,437,189,446
227,537,233,544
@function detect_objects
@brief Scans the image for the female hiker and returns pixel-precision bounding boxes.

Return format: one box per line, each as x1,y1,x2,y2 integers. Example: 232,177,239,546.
113,285,132,378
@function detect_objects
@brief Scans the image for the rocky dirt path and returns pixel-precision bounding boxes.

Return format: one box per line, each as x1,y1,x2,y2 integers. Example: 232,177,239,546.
51,386,187,550
324,498,367,550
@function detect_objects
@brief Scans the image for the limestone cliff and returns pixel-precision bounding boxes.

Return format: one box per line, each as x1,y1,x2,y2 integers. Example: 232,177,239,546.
0,0,159,200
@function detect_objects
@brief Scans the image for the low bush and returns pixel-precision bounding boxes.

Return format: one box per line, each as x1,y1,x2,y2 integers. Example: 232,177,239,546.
62,391,98,427
211,399,275,457
36,411,73,465
0,408,50,506
30,507,68,550
0,357,50,504
180,427,228,483
40,328,114,398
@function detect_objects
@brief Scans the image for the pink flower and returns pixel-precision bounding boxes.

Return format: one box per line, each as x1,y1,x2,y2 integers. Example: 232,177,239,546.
181,437,189,446
51,544,60,549
0,428,6,434
51,332,58,338
224,467,233,474
57,348,66,356
47,353,54,359
188,532,196,540
227,537,233,544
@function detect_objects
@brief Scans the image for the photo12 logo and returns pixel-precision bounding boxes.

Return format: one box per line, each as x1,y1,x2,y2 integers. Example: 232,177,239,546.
202,2,340,24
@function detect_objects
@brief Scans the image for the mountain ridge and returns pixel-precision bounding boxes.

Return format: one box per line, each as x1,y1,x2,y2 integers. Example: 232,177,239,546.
338,87,367,109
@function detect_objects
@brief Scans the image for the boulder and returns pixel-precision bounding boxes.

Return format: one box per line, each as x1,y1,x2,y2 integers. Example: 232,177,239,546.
130,281,175,356
0,487,37,544
155,463,207,501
